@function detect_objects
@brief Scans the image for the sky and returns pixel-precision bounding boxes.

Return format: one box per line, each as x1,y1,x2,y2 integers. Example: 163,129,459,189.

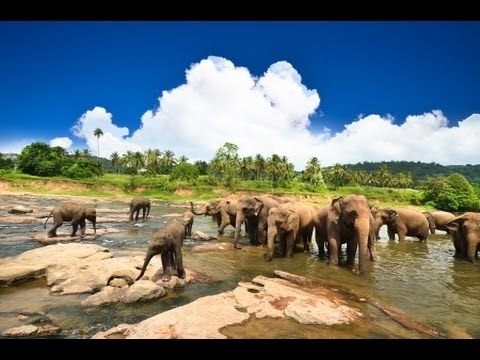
1,21,479,170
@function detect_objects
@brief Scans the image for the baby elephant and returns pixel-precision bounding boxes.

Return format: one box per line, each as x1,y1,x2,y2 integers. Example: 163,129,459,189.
129,197,151,222
136,218,186,282
44,203,96,237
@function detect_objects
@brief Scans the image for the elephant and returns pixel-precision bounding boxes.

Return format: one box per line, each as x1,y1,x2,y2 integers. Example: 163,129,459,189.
445,212,480,263
182,210,194,238
371,207,429,242
129,197,150,222
423,212,437,235
326,195,377,274
233,195,281,249
44,203,96,237
312,205,330,258
264,202,315,261
190,197,239,234
136,218,186,282
425,211,456,234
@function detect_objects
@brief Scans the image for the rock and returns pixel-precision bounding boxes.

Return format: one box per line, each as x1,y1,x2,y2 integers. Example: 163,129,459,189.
109,278,129,288
8,206,33,214
190,231,217,241
82,286,125,307
93,273,360,339
122,280,166,303
192,242,234,253
31,227,119,245
2,325,38,337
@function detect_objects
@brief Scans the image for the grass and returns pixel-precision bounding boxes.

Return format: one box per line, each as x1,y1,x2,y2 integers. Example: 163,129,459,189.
0,170,427,208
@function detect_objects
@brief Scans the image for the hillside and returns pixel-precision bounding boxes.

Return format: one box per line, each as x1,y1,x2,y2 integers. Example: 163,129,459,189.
340,161,480,184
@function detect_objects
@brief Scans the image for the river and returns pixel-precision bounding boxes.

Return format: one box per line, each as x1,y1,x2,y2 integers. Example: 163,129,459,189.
0,197,478,338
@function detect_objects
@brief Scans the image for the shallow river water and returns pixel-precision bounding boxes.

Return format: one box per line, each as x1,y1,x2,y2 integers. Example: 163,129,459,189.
0,199,479,339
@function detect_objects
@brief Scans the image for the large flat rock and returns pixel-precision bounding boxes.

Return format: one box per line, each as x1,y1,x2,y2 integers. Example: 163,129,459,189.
92,274,360,339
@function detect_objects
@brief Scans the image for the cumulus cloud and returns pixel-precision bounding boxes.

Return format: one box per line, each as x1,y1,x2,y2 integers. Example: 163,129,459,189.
71,56,480,169
49,137,72,149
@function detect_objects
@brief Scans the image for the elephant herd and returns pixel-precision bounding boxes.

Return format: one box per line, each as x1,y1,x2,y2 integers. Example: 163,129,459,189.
189,194,480,273
41,194,480,281
41,197,193,282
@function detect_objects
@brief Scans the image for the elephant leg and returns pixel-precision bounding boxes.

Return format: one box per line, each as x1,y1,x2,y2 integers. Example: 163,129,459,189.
346,240,357,267
79,219,86,236
71,223,79,237
174,246,185,279
48,221,63,237
328,228,342,267
387,225,395,241
467,237,478,264
397,231,406,243
135,210,140,221
286,233,296,258
161,252,173,281
256,219,267,246
315,237,326,258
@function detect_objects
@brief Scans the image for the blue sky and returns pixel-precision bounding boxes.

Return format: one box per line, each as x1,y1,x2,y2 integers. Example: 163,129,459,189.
1,21,479,169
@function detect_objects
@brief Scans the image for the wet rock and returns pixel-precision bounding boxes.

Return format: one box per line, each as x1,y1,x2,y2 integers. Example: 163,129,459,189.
81,286,125,306
2,325,38,337
31,227,120,245
93,273,360,339
122,280,166,303
190,231,217,241
192,242,234,253
8,206,33,214
0,243,109,286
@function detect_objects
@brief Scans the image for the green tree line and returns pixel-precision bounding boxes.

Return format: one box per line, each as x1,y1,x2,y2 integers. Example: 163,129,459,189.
1,140,480,212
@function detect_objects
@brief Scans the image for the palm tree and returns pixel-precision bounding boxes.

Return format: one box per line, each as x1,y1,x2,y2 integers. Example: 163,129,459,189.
93,128,103,157
110,152,120,174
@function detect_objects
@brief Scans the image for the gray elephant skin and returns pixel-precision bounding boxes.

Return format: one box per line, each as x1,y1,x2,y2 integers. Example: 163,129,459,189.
372,207,429,242
327,195,376,274
233,195,281,249
425,210,456,234
190,198,238,234
136,218,186,282
44,203,96,237
265,202,315,261
129,197,151,222
446,212,480,263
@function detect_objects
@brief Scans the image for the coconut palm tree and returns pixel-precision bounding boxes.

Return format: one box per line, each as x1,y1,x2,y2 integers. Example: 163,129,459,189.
110,152,120,174
93,128,103,157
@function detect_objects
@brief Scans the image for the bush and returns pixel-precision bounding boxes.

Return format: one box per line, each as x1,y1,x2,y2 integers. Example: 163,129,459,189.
170,163,199,182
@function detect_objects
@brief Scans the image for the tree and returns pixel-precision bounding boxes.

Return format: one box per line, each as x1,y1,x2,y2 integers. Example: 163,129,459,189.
16,142,64,176
421,173,480,211
144,149,161,175
254,154,266,180
193,160,208,175
160,150,177,174
93,128,103,157
208,142,240,186
110,152,120,174
302,157,325,189
170,162,199,181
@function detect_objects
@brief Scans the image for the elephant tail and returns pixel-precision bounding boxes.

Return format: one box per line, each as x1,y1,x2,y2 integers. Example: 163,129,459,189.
136,252,155,281
44,211,53,228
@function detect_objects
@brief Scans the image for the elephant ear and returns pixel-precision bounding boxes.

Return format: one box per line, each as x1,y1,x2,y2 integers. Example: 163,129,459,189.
445,215,464,235
331,197,343,218
253,197,264,217
387,209,398,222
286,210,299,231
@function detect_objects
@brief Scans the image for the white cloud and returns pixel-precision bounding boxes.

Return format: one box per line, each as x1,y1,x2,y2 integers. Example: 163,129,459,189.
49,137,72,149
0,139,36,154
70,56,480,169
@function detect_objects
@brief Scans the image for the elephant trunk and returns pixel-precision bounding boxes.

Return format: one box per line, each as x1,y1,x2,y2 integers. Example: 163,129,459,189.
265,223,277,261
190,201,207,216
466,233,478,264
136,250,156,281
233,211,245,249
355,214,370,274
